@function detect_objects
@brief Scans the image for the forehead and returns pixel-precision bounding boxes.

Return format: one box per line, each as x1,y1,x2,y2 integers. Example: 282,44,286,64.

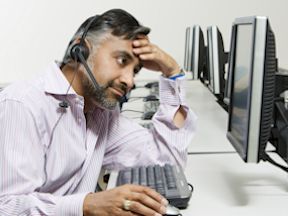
97,35,139,61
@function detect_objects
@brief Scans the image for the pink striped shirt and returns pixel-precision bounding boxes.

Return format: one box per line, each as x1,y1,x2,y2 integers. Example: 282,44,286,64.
0,62,197,215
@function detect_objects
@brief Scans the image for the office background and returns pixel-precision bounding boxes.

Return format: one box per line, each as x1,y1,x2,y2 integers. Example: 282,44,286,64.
1,1,288,215
0,0,287,83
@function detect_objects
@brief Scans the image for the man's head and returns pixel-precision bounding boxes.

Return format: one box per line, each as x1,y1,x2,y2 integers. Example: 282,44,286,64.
62,9,150,110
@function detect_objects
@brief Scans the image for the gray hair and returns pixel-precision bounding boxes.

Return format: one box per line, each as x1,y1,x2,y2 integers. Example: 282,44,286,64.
61,9,150,66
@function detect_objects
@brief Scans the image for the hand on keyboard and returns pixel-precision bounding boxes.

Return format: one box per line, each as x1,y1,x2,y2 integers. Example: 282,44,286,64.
83,184,168,216
117,164,192,209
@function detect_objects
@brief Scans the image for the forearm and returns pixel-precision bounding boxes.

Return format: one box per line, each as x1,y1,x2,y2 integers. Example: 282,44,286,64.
0,192,87,216
152,103,197,167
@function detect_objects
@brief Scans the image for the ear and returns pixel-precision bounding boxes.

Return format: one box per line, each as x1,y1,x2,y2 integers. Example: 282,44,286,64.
70,38,90,62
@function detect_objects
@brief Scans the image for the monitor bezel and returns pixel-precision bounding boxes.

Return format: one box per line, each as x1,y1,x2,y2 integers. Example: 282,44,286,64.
184,27,193,73
207,25,221,94
227,16,269,163
223,26,236,106
192,25,201,80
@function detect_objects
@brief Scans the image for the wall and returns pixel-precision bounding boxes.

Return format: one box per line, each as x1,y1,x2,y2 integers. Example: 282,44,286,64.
0,0,287,83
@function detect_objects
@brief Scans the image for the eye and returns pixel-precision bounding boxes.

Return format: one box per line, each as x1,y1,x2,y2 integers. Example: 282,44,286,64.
117,56,128,65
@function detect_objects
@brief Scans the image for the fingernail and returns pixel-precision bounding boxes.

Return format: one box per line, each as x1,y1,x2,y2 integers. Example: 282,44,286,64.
154,213,162,216
133,40,139,46
161,198,169,206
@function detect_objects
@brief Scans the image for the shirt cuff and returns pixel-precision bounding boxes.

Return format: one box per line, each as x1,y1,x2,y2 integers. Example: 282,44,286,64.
159,75,186,106
55,193,88,216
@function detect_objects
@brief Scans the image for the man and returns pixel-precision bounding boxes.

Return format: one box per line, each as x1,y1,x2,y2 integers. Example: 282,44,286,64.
0,9,196,216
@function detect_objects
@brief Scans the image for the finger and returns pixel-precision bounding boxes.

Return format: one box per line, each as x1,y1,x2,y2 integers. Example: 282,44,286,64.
132,38,150,47
133,46,154,55
127,199,164,216
128,185,168,205
131,191,166,214
135,34,149,41
139,53,156,61
120,210,140,216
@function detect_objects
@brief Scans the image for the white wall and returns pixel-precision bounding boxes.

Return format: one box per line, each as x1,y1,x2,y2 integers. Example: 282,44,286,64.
0,0,287,83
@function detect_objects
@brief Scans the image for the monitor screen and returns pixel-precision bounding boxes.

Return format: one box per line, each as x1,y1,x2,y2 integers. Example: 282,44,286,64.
229,24,253,149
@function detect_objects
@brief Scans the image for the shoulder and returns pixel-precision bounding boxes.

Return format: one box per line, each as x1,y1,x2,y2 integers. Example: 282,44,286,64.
0,76,45,108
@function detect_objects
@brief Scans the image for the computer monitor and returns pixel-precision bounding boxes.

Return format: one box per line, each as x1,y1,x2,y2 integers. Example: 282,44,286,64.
206,25,229,100
184,27,193,73
184,25,207,80
227,16,277,163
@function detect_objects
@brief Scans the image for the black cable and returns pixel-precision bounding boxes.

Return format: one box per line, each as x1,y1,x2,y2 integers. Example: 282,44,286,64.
261,152,288,173
187,183,194,194
49,61,79,147
132,85,146,88
63,62,79,101
128,96,145,99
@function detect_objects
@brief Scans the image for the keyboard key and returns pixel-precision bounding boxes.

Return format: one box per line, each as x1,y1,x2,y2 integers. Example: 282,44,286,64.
147,165,156,189
164,164,177,189
139,166,147,186
118,168,132,185
132,167,140,185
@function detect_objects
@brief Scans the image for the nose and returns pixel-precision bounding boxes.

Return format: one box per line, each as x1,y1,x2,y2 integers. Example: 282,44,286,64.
119,70,134,92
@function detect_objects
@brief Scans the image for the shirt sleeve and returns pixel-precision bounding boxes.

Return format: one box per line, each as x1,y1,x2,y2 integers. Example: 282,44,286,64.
103,75,197,170
0,99,86,216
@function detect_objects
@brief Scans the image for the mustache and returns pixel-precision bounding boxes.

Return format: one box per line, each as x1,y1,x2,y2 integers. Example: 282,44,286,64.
106,81,128,95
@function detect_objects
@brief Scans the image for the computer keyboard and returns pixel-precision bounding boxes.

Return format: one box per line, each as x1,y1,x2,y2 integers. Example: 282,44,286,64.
116,164,193,209
142,100,160,120
150,85,159,96
140,122,154,129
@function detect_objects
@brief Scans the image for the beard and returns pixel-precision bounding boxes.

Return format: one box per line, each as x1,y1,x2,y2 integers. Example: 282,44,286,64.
82,74,127,110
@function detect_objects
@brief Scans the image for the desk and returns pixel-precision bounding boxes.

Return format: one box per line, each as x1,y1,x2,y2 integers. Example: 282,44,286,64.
182,153,288,216
183,80,235,153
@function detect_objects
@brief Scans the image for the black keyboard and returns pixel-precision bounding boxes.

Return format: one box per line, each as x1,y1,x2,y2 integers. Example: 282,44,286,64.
142,101,160,120
140,122,154,129
116,164,192,209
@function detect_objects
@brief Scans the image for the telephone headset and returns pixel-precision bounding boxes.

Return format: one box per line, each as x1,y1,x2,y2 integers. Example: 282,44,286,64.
59,15,101,108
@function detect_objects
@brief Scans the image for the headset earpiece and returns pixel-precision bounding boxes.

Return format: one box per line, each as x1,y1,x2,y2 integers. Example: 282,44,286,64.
69,15,100,63
70,43,89,62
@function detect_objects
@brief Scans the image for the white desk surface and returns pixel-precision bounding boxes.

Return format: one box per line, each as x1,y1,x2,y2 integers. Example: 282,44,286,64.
184,79,236,153
181,153,288,216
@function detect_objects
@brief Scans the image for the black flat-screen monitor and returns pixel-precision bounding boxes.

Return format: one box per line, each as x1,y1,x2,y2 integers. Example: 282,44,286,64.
227,16,276,163
184,25,207,80
206,25,228,100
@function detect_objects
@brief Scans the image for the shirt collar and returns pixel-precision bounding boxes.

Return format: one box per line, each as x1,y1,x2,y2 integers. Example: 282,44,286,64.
44,61,77,96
